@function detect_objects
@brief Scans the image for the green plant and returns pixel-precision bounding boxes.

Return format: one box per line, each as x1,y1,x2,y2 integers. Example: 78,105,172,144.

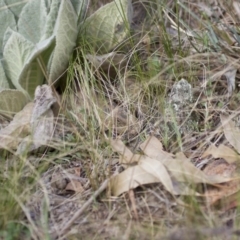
0,0,132,117
0,0,87,116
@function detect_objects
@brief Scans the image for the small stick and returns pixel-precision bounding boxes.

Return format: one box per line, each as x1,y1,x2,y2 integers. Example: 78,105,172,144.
55,178,109,239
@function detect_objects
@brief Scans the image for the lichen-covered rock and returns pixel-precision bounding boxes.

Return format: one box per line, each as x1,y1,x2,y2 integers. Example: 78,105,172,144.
165,78,195,135
169,78,192,111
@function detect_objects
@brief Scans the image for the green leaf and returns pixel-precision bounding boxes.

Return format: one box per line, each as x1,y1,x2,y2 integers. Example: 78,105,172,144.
3,0,27,19
3,31,35,95
41,0,61,41
80,0,132,53
2,28,15,50
0,60,9,89
18,36,56,97
18,0,47,44
3,31,55,97
44,0,51,10
2,27,15,51
70,0,88,24
0,0,17,54
48,0,78,83
0,89,28,117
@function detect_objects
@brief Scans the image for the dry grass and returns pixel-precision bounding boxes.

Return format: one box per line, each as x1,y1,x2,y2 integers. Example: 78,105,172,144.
2,0,240,239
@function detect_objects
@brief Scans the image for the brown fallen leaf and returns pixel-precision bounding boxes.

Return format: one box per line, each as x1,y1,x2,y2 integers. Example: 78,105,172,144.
0,102,34,150
139,156,178,195
140,135,174,159
202,144,240,164
111,138,141,164
140,136,231,184
65,180,84,193
111,139,197,196
110,164,159,196
17,85,57,155
203,159,240,206
111,138,134,163
110,137,233,197
111,139,178,195
220,114,240,154
204,180,240,206
111,139,174,195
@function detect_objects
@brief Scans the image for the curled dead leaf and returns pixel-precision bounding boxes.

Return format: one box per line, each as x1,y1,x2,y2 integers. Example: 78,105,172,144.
220,114,240,154
111,138,141,164
17,85,56,155
0,102,34,150
110,136,233,197
140,136,230,184
202,144,240,164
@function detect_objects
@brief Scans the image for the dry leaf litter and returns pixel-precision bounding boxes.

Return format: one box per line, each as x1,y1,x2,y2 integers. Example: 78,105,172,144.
3,1,240,239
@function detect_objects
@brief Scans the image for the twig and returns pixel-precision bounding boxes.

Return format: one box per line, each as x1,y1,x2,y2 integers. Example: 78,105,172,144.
55,178,109,239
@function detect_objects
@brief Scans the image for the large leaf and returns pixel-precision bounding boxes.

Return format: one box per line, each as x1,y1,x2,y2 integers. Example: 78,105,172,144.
80,0,132,53
3,31,34,95
41,0,87,41
2,27,15,50
18,0,47,44
48,0,78,83
0,89,28,117
3,32,55,97
140,136,231,184
110,138,198,196
70,0,88,24
18,36,56,97
41,0,86,40
0,0,17,54
4,0,27,19
0,60,9,89
40,0,61,41
110,137,234,197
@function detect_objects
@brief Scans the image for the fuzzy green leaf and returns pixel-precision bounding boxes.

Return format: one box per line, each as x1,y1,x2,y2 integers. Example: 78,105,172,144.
3,0,27,19
0,89,28,117
2,27,13,51
48,0,78,83
3,31,35,95
0,0,17,55
0,60,9,89
41,0,61,41
3,31,55,97
80,0,132,53
70,0,88,24
18,0,47,44
18,36,56,97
